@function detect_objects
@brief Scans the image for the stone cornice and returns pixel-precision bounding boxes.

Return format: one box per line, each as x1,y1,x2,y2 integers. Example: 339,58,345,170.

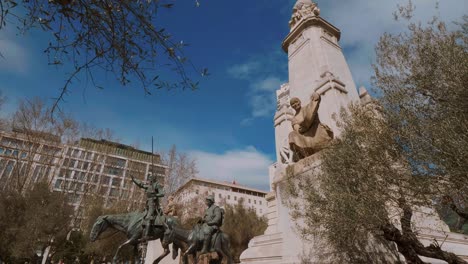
282,16,341,53
274,108,294,127
315,76,347,95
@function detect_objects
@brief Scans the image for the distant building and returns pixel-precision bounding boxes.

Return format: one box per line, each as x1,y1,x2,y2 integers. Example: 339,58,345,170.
0,130,166,227
173,177,268,219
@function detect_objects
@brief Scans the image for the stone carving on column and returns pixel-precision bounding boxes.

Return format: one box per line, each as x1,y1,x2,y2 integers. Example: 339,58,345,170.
279,138,294,164
288,92,333,162
289,0,320,29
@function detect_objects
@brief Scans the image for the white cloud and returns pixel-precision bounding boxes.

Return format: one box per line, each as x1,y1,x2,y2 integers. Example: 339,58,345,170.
189,146,273,191
240,76,284,122
251,76,284,92
227,61,261,80
228,51,287,123
249,93,276,118
229,56,286,122
0,38,29,74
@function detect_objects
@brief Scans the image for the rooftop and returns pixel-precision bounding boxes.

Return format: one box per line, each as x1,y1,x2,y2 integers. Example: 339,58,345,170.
178,177,268,196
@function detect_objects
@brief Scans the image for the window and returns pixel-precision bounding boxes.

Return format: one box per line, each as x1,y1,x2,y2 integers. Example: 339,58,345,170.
218,193,222,198
112,178,121,187
109,188,119,197
259,201,262,205
69,182,77,190
83,162,89,170
228,195,231,200
234,196,237,201
5,161,14,175
32,166,42,182
107,157,126,167
254,200,256,204
20,152,27,159
248,199,251,204
99,187,108,196
91,174,99,183
54,179,63,189
105,166,123,176
0,159,6,173
102,176,111,185
4,149,12,155
196,189,199,195
0,147,4,154
12,150,19,157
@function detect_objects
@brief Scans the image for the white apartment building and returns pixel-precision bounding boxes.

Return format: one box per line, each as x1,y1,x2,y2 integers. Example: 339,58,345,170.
173,177,268,219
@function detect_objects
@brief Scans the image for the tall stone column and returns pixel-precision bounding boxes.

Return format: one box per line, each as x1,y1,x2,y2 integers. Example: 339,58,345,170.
241,1,468,263
240,1,362,263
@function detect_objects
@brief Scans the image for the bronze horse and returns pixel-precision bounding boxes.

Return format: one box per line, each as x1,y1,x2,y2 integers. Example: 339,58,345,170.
162,223,233,264
90,212,179,264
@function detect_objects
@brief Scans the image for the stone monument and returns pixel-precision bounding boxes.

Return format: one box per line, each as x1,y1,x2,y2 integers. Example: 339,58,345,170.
240,1,468,263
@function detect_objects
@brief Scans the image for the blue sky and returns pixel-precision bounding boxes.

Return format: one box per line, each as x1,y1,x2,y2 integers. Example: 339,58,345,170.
0,0,466,191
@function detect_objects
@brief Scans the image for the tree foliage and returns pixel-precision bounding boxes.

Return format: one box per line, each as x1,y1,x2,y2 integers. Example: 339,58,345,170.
286,5,468,264
222,199,268,263
0,181,74,262
0,0,206,113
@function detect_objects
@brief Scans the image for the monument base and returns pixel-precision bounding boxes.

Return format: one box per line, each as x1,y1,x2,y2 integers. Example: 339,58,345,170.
241,155,329,264
240,155,468,264
145,240,179,264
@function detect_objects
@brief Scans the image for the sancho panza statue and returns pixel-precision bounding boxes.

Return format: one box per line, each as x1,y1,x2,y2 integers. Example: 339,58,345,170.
201,194,223,254
288,92,333,162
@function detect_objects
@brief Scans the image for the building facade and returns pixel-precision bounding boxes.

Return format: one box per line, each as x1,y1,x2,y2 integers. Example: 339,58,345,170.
173,177,268,219
0,129,166,227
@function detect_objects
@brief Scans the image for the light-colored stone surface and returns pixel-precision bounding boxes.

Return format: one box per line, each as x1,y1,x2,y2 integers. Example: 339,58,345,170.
240,1,468,264
145,240,179,264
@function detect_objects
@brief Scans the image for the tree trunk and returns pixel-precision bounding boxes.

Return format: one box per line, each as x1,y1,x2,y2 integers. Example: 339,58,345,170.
381,203,467,264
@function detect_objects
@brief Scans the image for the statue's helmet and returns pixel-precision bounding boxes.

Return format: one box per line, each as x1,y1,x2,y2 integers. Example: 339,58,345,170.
206,194,215,203
147,173,156,182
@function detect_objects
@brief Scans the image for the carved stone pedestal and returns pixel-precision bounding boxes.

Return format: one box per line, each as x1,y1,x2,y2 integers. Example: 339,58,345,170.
240,154,468,264
240,155,325,264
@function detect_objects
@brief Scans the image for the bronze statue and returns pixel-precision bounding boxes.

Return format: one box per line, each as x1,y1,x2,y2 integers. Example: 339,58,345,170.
90,212,179,264
288,92,333,162
131,173,165,240
162,194,232,264
200,194,223,254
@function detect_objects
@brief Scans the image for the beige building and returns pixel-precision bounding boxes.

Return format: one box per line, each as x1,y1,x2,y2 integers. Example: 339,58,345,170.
173,177,268,219
0,129,166,227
